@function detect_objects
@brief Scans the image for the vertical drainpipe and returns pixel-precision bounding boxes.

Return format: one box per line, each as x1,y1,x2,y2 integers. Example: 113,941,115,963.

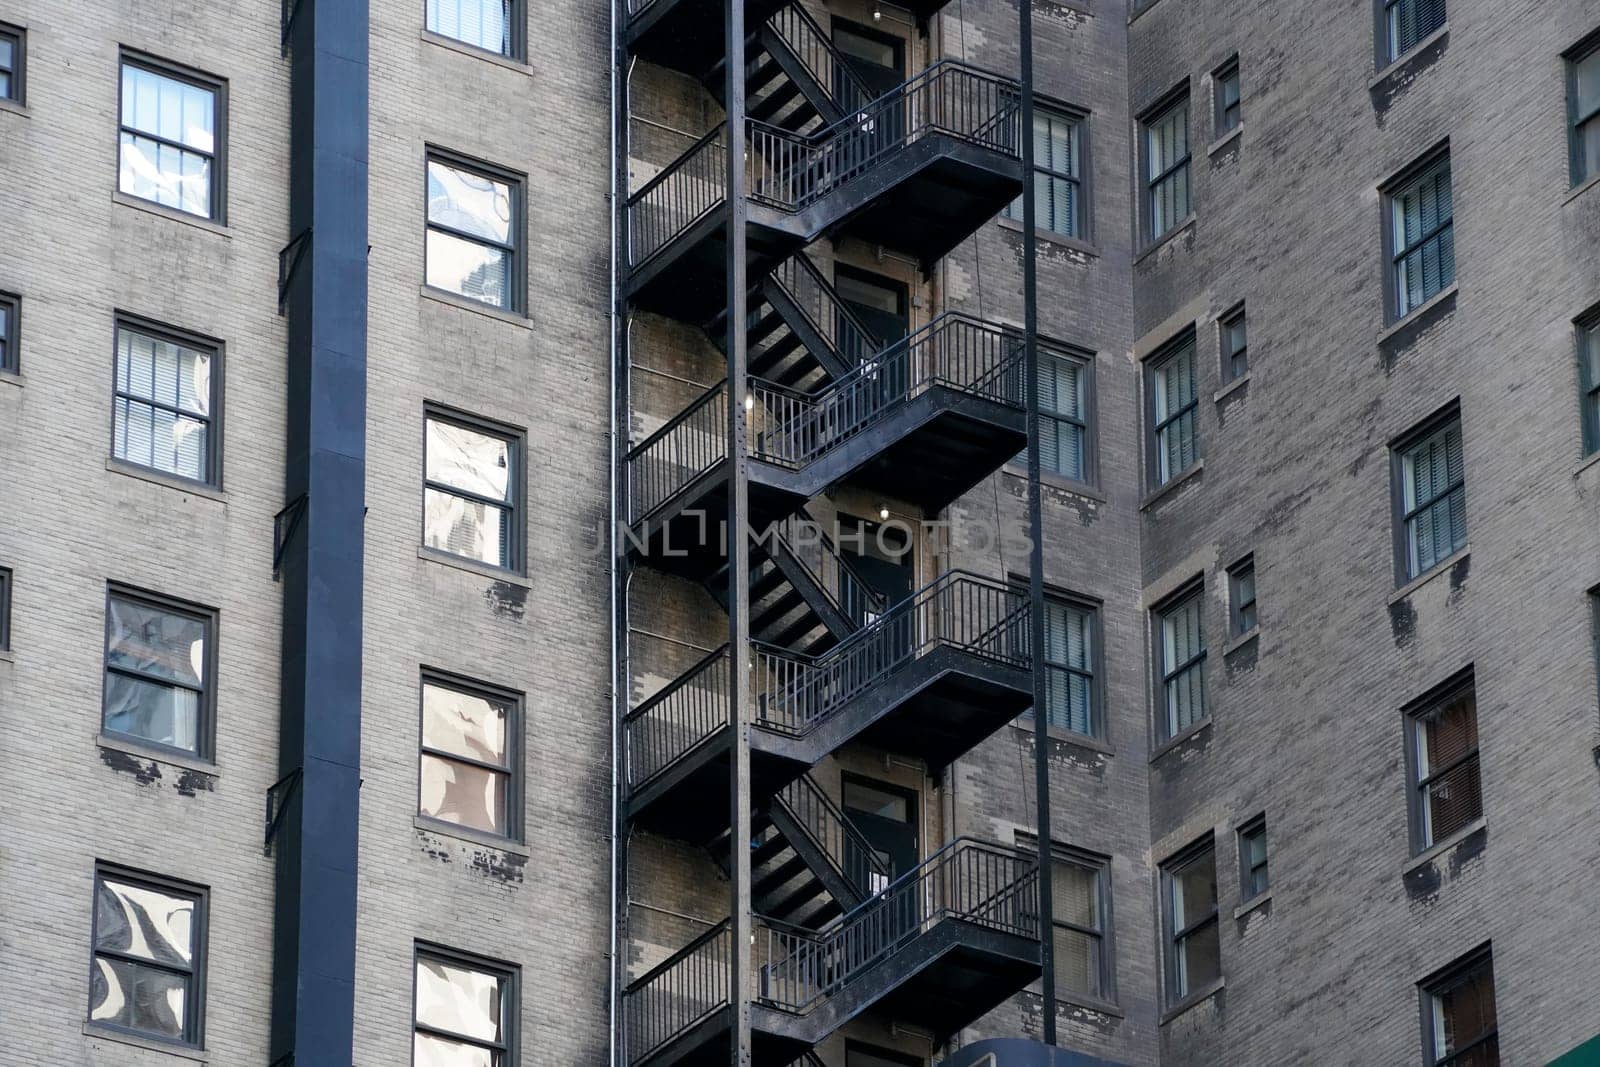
609,0,629,1060
724,0,753,1063
1020,0,1058,1045
273,0,367,1063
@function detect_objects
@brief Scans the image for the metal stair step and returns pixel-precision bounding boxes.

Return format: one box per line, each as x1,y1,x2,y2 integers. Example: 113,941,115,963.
753,853,808,895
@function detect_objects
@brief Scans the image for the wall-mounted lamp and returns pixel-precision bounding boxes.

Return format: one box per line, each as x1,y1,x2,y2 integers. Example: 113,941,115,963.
872,4,882,20
744,393,754,411
878,505,891,521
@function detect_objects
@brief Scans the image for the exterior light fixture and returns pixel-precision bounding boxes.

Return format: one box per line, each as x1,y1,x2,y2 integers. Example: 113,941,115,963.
878,505,890,521
744,393,754,411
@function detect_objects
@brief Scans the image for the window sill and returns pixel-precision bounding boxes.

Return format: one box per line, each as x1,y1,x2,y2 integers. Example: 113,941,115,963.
1003,461,1106,502
1139,459,1205,511
106,458,227,502
112,191,230,237
1403,815,1487,875
1233,889,1272,919
1213,372,1249,403
1149,717,1212,763
97,733,219,777
1388,547,1470,604
83,1021,208,1062
420,30,534,74
1368,24,1450,91
1030,986,1124,1019
1573,449,1600,481
1378,283,1458,345
1565,171,1600,206
414,814,531,857
0,368,21,389
1134,215,1197,265
419,545,531,586
1159,976,1224,1025
995,215,1101,258
1010,718,1116,757
1207,125,1242,157
0,97,28,118
420,285,533,328
1222,627,1259,656
0,649,14,664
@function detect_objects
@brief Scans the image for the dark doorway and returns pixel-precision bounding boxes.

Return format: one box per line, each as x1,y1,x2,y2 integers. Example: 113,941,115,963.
836,512,913,624
842,774,919,895
834,265,909,347
832,19,905,108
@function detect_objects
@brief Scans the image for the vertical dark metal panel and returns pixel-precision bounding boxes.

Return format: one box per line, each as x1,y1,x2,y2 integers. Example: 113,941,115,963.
274,0,367,1062
612,1,633,1060
1019,0,1058,1044
724,0,752,1062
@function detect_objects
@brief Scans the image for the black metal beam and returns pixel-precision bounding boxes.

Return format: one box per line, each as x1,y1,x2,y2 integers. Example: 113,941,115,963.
273,0,367,1062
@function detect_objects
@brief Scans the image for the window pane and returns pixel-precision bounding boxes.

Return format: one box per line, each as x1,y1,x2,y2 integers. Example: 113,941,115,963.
121,65,213,153
91,956,188,1039
421,754,509,835
119,133,214,216
426,0,513,55
428,161,512,245
1171,851,1215,931
104,672,201,751
1053,925,1101,998
113,397,208,480
416,1032,495,1067
426,230,512,308
107,597,205,688
416,956,505,1042
424,489,511,567
1176,920,1220,996
1052,861,1098,928
1389,0,1446,60
423,683,510,765
1432,960,1497,1058
117,328,212,418
95,878,195,965
1162,594,1202,674
426,419,511,500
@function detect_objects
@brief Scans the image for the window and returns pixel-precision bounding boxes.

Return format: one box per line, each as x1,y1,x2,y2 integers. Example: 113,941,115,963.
1383,0,1446,63
0,566,10,651
1406,673,1483,852
1147,334,1199,487
1394,409,1466,582
1004,106,1085,239
1237,815,1268,898
1227,556,1257,637
1050,848,1112,1002
112,317,220,485
426,150,524,312
1161,837,1219,1005
1220,303,1247,380
1579,313,1599,455
423,407,523,571
1420,946,1498,1067
414,945,518,1066
1040,344,1093,483
103,588,215,758
0,23,23,104
1040,595,1098,737
1571,33,1600,187
119,54,224,220
427,0,520,58
1156,584,1206,739
0,291,17,374
1214,58,1240,134
420,673,520,839
90,865,207,1047
1591,587,1600,710
1143,93,1191,241
1387,151,1455,319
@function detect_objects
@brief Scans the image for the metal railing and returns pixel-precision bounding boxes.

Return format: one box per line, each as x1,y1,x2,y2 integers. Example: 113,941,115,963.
772,773,893,900
762,511,887,631
625,645,731,790
628,124,727,266
756,838,1038,1013
767,2,873,117
753,570,1030,737
769,253,880,369
626,381,729,524
623,920,732,1065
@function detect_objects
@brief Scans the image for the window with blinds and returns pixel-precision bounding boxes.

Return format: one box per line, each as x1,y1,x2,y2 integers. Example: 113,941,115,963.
1383,0,1446,63
1157,584,1207,739
426,0,518,58
119,54,224,221
1407,676,1483,852
112,319,219,486
1420,946,1498,1067
1147,334,1199,488
1570,33,1600,187
1039,346,1092,483
1051,851,1111,1001
1388,152,1455,318
1004,106,1085,239
1143,94,1190,242
1579,314,1599,455
1395,410,1466,582
1040,595,1097,737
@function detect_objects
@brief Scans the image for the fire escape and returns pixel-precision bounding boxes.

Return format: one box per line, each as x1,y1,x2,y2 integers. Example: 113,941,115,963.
614,1,1053,1063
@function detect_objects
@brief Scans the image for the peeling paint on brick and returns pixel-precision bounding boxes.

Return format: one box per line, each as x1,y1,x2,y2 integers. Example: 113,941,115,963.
175,768,218,796
416,831,453,865
485,581,528,621
469,847,528,885
99,747,164,786
1389,597,1417,648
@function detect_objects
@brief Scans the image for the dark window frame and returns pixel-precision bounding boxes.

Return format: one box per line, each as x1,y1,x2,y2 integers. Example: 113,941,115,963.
1389,401,1466,585
1418,943,1497,1067
417,667,525,842
1591,585,1600,713
1159,833,1220,1007
1024,585,1104,740
0,565,11,651
1003,99,1091,241
1050,842,1116,1005
1227,554,1257,637
1236,814,1268,899
421,402,527,574
1378,0,1447,65
1402,666,1482,855
1382,143,1455,322
1568,29,1600,187
1153,578,1207,741
1144,329,1200,490
413,941,520,1066
1219,302,1247,381
110,312,225,489
101,584,220,761
117,50,228,223
1139,84,1192,246
1213,55,1240,135
1039,338,1097,487
423,146,527,314
0,290,18,375
1578,306,1600,456
88,863,209,1049
0,21,24,105
423,0,526,61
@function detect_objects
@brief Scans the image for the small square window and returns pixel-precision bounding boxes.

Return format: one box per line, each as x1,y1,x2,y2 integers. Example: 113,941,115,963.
1227,555,1257,637
0,291,18,374
426,150,525,312
426,0,521,59
1155,582,1207,740
0,566,11,651
1405,671,1483,853
419,672,522,840
1039,343,1094,484
1237,815,1268,898
1219,304,1247,380
1385,150,1455,320
414,944,518,1065
1393,407,1466,583
112,317,222,486
1038,593,1099,737
1146,333,1199,488
1141,91,1191,243
423,406,524,572
0,23,24,105
1004,105,1088,239
1570,32,1600,187
119,54,225,221
1578,312,1599,456
90,865,208,1048
1214,58,1240,135
1419,945,1497,1067
1383,0,1446,64
1161,836,1219,1005
103,587,216,758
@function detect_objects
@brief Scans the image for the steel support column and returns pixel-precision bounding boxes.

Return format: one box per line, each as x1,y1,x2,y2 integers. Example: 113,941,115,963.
1019,0,1058,1044
273,0,368,1062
